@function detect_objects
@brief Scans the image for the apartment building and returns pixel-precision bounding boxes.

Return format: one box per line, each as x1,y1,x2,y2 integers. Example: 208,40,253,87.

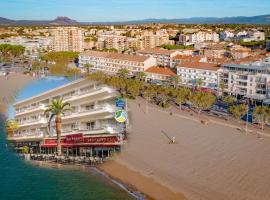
172,55,206,67
141,30,170,49
9,79,124,156
220,60,270,100
145,66,176,82
176,62,220,89
137,48,179,67
52,27,84,52
178,31,219,46
97,35,126,52
79,50,156,75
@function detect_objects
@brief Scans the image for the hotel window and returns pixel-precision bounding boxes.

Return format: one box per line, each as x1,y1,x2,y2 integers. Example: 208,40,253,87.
86,121,95,130
71,123,78,130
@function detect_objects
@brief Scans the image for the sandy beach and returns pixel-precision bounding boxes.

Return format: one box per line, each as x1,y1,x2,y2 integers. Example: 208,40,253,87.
100,97,270,200
0,73,35,114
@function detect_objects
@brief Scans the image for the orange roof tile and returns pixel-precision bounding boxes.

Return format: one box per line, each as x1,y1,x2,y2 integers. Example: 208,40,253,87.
145,66,176,76
137,48,176,55
80,50,150,62
177,62,220,71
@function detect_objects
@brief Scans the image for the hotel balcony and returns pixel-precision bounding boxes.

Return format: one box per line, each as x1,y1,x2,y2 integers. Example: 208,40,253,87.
63,87,115,103
55,125,119,137
18,118,47,128
15,104,47,117
8,132,44,141
62,104,115,120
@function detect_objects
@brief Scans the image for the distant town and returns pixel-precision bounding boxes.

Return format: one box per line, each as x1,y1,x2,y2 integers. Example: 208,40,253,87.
1,22,270,103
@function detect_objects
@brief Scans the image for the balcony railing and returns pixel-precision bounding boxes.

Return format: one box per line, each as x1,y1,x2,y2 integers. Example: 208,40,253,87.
16,104,47,115
63,105,114,119
10,132,44,139
18,118,47,127
55,125,119,136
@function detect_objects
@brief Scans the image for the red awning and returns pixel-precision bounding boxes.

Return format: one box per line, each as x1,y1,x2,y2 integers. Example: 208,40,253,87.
41,143,121,148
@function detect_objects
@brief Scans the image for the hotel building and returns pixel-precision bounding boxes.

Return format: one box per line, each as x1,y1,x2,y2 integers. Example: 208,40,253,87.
79,50,156,75
52,27,84,52
9,79,124,157
145,66,176,82
137,48,180,67
220,61,270,101
176,62,220,89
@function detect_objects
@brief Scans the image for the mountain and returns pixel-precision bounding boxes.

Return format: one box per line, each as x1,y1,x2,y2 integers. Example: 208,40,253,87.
50,16,79,25
90,15,270,25
0,17,16,25
0,15,270,26
0,16,79,26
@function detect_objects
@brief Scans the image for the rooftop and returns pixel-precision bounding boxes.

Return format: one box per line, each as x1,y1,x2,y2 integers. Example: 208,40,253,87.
137,48,177,56
145,66,176,76
222,63,270,71
80,50,150,62
177,61,220,71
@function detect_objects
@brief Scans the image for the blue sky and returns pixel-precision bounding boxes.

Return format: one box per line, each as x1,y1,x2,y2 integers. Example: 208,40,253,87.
0,0,270,22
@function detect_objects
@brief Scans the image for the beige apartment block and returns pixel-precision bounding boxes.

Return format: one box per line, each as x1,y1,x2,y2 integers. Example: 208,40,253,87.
52,27,84,52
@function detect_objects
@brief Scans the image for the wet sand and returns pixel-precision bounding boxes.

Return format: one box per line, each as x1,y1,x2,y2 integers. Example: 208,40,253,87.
101,98,270,200
99,160,186,200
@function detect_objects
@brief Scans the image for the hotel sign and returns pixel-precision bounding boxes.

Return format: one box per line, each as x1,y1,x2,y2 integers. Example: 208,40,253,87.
66,133,83,143
43,134,119,146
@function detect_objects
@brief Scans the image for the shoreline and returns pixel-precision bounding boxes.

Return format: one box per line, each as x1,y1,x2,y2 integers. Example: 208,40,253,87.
28,160,147,199
99,160,187,200
28,159,185,200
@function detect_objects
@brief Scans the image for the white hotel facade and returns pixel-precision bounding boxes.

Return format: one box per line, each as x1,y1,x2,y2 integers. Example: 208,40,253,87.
79,50,156,75
9,79,124,156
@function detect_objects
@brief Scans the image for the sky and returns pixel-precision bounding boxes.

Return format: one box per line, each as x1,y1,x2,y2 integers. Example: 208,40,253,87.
0,0,270,22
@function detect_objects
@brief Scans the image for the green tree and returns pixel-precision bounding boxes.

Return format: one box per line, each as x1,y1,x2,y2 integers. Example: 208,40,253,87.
175,87,190,109
219,81,226,97
5,119,19,137
44,98,71,156
135,71,146,81
117,68,129,79
190,92,216,114
223,95,236,105
143,85,157,101
253,106,270,130
228,104,248,123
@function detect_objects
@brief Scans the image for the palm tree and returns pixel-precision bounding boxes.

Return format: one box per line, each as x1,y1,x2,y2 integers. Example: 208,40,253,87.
253,106,269,130
196,78,204,89
136,71,146,81
44,98,71,156
219,81,225,97
84,63,93,75
170,75,180,88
